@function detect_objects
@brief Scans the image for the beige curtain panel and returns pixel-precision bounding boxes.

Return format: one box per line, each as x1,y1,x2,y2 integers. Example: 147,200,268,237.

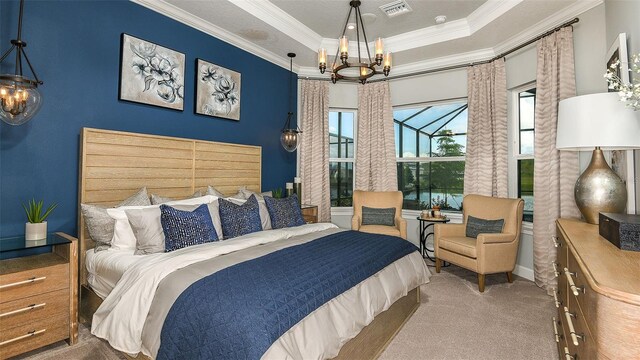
464,59,508,197
533,27,581,293
299,80,331,222
355,82,398,192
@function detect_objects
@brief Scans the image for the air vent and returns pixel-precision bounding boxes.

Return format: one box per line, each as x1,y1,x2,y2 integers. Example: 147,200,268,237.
379,0,412,18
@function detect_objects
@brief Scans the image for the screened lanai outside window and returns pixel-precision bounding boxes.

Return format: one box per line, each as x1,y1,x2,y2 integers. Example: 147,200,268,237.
395,101,467,211
329,110,355,207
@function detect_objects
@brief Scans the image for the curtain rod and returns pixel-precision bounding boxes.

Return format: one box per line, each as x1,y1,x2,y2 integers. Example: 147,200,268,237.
300,17,579,83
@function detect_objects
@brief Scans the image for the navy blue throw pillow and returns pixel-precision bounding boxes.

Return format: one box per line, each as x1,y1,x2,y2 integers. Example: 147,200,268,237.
264,194,306,229
218,195,263,239
160,204,218,252
465,215,504,239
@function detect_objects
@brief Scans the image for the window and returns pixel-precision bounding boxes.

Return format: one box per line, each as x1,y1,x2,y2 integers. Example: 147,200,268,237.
394,101,468,211
329,110,355,207
515,88,536,222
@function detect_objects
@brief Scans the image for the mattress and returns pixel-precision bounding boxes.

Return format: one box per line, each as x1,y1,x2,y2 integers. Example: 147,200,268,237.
85,249,146,299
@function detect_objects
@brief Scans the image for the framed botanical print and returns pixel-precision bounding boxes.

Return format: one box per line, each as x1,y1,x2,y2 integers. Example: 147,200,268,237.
195,58,241,120
119,33,185,111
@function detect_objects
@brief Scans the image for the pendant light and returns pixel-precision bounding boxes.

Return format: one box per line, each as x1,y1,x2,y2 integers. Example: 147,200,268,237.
280,53,302,152
0,0,44,126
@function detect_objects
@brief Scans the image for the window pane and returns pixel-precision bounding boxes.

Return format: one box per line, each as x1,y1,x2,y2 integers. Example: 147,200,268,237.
518,159,534,222
328,111,354,159
329,112,339,158
402,126,416,158
394,122,400,158
432,133,466,156
329,161,353,206
418,133,430,157
519,91,535,130
398,162,419,209
429,161,465,211
520,130,534,155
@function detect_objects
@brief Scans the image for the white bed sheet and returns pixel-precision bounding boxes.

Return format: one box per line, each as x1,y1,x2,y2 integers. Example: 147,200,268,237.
86,249,145,299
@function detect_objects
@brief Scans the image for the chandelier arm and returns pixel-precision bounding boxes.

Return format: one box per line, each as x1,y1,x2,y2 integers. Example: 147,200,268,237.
355,7,361,64
282,111,293,131
0,45,16,63
357,6,373,64
19,48,41,84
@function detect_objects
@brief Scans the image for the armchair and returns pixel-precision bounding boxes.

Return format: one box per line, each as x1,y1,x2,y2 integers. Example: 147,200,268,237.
351,190,407,239
434,194,524,292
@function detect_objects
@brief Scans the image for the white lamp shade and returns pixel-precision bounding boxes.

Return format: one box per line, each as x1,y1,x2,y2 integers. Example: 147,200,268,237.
556,92,640,151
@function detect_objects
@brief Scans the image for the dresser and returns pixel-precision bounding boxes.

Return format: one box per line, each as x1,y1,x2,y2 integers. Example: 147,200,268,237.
0,233,78,359
553,219,640,359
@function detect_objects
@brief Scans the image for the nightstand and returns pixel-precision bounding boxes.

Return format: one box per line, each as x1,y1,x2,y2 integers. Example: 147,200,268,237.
301,204,318,223
0,233,78,359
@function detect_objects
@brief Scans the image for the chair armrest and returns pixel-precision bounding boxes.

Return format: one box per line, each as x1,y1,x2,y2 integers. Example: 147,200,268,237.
477,233,516,244
395,216,407,240
351,215,361,230
434,223,466,237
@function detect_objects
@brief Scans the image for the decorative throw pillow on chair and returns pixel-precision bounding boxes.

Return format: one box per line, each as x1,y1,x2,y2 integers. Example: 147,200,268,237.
465,215,504,238
361,206,396,226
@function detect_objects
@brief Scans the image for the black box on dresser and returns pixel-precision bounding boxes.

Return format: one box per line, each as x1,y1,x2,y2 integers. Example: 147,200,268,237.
599,213,640,251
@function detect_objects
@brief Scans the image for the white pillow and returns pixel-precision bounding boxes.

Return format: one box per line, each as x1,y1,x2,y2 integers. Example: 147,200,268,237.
107,195,217,250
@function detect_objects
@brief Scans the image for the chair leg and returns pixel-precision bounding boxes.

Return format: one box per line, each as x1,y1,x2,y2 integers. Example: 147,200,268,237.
478,274,485,293
435,258,441,273
506,271,513,283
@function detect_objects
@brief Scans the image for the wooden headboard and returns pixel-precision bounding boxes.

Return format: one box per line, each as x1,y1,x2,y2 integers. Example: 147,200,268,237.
78,127,261,287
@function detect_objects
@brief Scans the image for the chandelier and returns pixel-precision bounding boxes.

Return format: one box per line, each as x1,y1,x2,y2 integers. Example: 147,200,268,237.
281,53,302,152
318,0,392,84
0,0,43,126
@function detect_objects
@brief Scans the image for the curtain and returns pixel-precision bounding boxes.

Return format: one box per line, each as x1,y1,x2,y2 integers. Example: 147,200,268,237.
299,80,331,222
355,82,398,191
464,59,508,197
533,27,581,293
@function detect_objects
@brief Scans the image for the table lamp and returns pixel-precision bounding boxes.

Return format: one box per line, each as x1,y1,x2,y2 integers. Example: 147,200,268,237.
557,92,640,224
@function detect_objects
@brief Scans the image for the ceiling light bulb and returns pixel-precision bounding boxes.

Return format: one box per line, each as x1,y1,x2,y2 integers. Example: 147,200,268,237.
435,15,447,24
347,23,356,30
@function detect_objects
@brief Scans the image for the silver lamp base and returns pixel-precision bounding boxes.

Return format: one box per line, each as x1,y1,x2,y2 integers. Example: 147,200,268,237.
575,148,627,224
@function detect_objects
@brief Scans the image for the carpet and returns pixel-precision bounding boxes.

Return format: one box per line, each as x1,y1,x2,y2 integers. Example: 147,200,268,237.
13,265,556,360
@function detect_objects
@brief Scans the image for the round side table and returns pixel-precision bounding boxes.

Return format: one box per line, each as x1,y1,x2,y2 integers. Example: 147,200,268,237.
417,216,451,265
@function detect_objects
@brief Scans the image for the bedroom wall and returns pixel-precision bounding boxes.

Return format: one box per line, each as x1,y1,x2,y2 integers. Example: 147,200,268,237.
0,0,297,238
327,4,607,281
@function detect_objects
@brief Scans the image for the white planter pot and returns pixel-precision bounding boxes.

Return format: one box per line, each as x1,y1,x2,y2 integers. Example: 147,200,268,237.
25,221,47,240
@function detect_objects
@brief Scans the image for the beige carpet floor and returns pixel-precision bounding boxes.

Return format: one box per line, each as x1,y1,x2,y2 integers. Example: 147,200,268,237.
14,265,557,360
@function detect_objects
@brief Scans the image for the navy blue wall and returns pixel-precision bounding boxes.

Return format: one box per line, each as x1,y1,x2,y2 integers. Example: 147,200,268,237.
0,0,297,238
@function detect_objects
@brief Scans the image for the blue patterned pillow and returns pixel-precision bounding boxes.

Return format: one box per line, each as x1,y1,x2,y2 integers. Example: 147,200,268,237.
264,194,306,229
218,195,263,239
160,204,218,252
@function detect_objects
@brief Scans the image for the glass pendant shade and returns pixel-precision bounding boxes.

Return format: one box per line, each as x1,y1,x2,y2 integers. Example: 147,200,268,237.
0,77,43,125
280,129,300,152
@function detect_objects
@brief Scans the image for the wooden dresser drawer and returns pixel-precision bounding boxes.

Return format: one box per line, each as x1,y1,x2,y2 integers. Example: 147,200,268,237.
566,250,598,337
552,315,567,358
0,263,69,303
0,313,69,359
565,295,597,359
0,288,69,332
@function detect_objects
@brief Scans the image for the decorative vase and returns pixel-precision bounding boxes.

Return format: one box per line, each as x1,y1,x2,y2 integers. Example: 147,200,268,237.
25,221,47,240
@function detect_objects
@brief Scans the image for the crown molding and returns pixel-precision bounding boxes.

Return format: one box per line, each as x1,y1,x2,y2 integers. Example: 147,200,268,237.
131,0,297,71
385,19,470,53
467,0,524,33
227,0,322,51
493,0,603,55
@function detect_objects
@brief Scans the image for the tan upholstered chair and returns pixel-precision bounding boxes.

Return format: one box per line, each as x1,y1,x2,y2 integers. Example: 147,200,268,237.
434,194,524,292
351,190,407,240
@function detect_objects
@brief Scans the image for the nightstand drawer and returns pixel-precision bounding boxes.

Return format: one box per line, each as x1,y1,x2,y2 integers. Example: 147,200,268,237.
0,313,69,359
0,263,69,303
0,288,69,332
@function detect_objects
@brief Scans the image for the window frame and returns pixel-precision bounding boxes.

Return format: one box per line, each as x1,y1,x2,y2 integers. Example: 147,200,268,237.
509,82,536,223
329,108,357,208
394,97,468,211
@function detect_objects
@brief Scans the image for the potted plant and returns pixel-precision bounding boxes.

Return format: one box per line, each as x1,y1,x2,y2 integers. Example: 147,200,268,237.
23,199,57,240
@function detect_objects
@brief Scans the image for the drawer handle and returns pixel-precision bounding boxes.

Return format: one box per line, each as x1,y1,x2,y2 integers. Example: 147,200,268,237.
553,262,560,278
552,317,560,343
563,268,584,296
563,306,585,346
0,303,46,318
0,329,46,346
0,276,46,290
553,291,561,308
552,236,562,248
564,347,576,360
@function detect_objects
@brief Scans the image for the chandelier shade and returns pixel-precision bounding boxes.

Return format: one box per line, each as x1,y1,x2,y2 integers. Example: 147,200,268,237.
318,0,392,84
0,0,43,126
280,53,302,152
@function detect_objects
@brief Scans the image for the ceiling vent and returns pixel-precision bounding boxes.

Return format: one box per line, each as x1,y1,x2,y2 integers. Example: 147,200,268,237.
379,0,412,18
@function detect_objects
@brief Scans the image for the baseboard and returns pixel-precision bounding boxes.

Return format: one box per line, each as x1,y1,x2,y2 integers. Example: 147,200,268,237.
513,264,534,281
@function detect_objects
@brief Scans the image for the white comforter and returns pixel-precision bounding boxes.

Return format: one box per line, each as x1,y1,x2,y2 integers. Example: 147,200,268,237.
91,223,431,359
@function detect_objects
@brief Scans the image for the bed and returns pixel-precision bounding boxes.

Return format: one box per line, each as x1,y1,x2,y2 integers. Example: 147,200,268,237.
78,127,430,359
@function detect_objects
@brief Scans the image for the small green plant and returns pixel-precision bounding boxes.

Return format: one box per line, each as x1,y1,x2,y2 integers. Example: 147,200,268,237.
272,188,283,199
22,199,57,223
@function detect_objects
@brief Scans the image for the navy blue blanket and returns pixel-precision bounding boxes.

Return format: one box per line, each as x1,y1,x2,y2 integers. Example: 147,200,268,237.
157,230,418,360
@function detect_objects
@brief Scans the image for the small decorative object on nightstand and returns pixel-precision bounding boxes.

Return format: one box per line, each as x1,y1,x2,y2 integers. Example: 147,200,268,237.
300,204,318,224
0,232,78,359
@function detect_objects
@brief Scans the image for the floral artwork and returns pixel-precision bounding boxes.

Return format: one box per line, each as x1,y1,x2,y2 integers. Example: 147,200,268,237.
195,59,241,120
119,34,185,110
